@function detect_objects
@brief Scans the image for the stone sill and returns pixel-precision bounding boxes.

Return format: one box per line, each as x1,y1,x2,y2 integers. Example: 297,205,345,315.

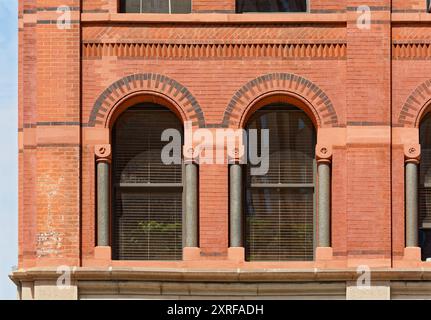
10,267,431,285
79,13,431,24
81,13,347,24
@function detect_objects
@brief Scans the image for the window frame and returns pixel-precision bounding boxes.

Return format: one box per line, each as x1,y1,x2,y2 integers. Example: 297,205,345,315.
111,104,185,261
243,104,317,262
419,112,431,261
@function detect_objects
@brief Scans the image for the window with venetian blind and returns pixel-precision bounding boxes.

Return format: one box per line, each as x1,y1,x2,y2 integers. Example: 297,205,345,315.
236,0,308,13
245,104,316,261
112,104,184,261
419,113,431,261
120,0,192,13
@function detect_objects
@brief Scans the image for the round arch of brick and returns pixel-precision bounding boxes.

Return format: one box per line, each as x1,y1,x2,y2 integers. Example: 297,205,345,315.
88,73,205,128
222,73,338,128
398,79,431,127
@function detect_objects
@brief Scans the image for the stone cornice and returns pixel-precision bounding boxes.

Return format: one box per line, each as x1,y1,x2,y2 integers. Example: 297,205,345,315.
10,267,431,285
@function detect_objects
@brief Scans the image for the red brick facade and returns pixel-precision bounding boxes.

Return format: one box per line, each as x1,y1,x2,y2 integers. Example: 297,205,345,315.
15,0,431,298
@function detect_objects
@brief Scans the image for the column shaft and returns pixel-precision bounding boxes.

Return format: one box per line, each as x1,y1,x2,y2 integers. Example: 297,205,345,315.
406,161,419,247
97,161,110,246
185,163,198,247
318,161,331,247
230,164,243,247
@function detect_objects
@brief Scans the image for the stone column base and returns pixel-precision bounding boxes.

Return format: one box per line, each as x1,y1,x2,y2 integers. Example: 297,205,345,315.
315,247,336,268
183,247,201,261
228,247,245,262
315,247,333,261
397,247,422,267
86,246,112,267
403,247,421,260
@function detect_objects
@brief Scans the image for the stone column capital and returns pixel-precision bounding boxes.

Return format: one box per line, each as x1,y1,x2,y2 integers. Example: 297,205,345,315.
183,146,199,165
316,145,332,164
95,144,112,163
404,144,421,164
228,148,244,164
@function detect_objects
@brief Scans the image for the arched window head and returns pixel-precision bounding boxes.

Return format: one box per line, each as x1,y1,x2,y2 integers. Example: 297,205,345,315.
245,104,316,261
112,104,184,261
419,112,431,261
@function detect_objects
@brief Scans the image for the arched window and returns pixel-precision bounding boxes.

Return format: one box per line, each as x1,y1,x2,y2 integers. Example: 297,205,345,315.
245,104,316,261
120,0,192,13
236,0,308,13
419,113,431,261
112,104,183,260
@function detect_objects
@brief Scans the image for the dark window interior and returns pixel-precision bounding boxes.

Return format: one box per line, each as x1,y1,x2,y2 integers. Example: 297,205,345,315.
420,113,431,261
420,229,431,261
112,104,183,261
120,0,192,13
245,104,316,261
236,0,308,13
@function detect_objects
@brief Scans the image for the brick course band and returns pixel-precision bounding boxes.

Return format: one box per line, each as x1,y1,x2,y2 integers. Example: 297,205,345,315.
88,73,205,128
398,79,431,127
221,73,338,128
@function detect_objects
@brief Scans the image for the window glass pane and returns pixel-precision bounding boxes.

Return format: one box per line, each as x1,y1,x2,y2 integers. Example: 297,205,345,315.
246,188,314,261
245,105,316,262
112,104,183,261
420,113,431,260
113,105,183,184
114,190,183,260
142,0,169,13
247,107,315,185
120,0,192,13
420,229,431,261
120,0,141,13
236,0,308,13
171,0,192,13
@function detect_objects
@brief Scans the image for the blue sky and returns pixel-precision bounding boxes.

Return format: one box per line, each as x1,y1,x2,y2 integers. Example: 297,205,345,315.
0,0,18,300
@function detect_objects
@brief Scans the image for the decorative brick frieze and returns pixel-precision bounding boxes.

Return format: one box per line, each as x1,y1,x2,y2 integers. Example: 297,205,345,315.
83,42,346,60
393,43,431,60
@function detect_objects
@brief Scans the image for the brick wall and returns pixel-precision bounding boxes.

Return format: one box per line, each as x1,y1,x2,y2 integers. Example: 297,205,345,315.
19,0,81,267
344,2,392,262
18,0,431,269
